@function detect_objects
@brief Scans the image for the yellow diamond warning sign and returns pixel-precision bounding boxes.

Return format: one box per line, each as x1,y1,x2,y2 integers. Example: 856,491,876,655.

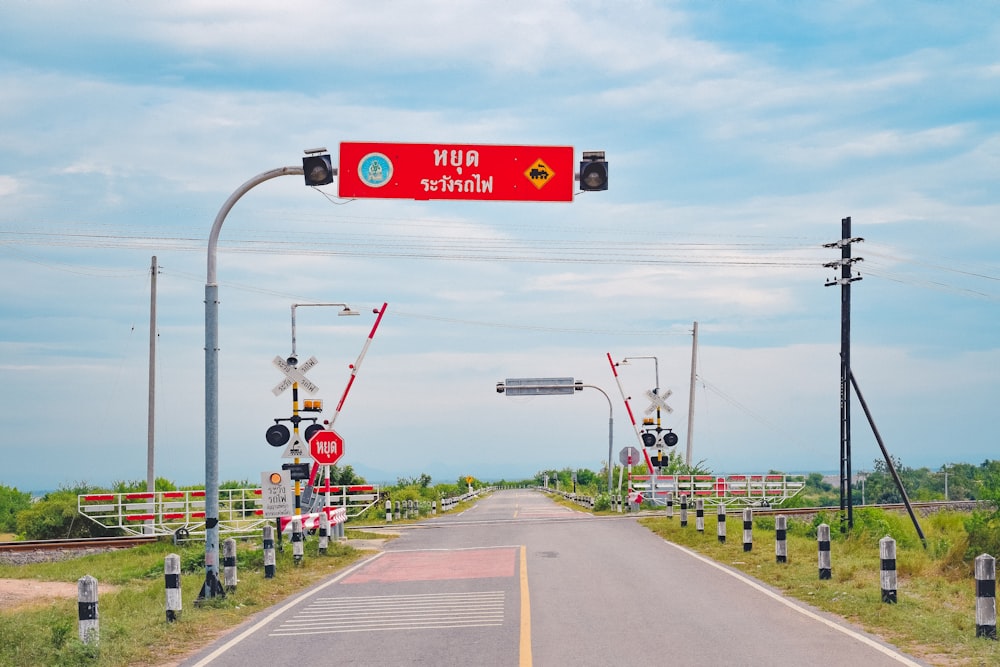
524,159,555,190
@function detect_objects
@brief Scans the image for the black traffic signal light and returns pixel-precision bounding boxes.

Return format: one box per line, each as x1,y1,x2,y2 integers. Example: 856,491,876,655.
266,423,290,447
302,153,334,186
641,431,657,447
662,431,679,447
303,423,324,443
579,151,608,191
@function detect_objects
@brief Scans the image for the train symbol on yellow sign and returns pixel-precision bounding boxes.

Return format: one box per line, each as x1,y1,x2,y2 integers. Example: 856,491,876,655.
524,159,554,190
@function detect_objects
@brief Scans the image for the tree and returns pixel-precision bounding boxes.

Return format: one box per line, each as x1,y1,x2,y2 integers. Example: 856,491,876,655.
0,484,32,533
396,473,432,488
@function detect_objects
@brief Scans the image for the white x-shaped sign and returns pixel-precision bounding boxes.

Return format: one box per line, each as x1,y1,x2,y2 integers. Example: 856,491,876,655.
272,355,319,396
644,388,673,415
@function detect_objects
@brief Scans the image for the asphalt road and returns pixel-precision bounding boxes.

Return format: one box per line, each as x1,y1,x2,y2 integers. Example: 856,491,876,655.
180,490,927,667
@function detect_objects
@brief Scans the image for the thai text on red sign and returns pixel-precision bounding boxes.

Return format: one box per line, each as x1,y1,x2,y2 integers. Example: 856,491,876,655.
337,142,574,202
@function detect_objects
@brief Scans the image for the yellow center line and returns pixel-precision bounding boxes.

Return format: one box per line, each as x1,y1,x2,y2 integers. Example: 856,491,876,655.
520,544,532,666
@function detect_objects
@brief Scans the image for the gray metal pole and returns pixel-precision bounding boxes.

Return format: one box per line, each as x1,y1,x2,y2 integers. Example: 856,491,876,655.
607,411,613,495
580,384,613,495
147,255,157,496
201,165,303,601
686,321,698,466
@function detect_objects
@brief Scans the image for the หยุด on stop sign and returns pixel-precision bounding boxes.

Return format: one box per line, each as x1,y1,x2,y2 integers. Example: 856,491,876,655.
309,430,344,464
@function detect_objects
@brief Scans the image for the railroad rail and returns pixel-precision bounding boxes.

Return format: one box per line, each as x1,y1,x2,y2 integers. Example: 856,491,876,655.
748,500,983,518
0,535,159,554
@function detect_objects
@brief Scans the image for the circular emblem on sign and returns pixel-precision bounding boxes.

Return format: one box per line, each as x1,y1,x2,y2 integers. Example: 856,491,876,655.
357,152,393,188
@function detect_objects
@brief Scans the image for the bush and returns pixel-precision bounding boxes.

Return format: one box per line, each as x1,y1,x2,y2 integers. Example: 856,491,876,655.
15,487,117,539
0,484,32,532
965,510,1000,560
593,494,611,512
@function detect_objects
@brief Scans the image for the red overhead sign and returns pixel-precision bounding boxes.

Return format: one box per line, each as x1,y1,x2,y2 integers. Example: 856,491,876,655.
338,142,574,202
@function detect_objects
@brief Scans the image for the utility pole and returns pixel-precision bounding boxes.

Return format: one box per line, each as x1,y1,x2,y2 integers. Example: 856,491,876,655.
146,256,158,536
147,256,157,496
824,217,863,531
686,321,698,467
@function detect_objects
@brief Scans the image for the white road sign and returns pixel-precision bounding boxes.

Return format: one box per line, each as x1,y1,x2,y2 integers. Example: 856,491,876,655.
281,438,308,460
272,355,319,395
644,388,673,415
260,470,293,518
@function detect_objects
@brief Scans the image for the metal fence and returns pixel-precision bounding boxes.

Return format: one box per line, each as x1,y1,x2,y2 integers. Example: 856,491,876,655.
78,485,381,537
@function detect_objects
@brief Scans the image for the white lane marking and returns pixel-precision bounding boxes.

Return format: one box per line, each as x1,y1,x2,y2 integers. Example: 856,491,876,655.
661,539,925,666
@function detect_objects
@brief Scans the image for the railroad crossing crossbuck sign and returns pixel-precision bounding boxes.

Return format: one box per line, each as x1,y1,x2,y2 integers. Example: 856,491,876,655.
645,389,673,415
272,355,319,395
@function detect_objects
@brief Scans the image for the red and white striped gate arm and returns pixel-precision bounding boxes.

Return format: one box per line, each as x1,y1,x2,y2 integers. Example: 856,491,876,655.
310,302,388,487
606,352,646,450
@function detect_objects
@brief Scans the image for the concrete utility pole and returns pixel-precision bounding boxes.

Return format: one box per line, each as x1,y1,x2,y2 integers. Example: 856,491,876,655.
146,256,158,536
686,321,698,466
824,217,863,531
147,255,157,495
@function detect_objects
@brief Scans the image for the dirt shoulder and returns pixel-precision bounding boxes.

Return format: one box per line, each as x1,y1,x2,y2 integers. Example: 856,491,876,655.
0,578,83,610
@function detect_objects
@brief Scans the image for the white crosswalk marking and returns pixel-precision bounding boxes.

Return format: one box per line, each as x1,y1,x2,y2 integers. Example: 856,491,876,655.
270,591,505,636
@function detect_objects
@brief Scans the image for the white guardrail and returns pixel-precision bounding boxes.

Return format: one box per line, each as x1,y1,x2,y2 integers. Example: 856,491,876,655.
78,485,380,537
628,474,807,506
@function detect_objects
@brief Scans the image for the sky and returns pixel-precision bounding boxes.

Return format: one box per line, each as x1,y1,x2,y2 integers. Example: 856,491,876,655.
1,1,998,492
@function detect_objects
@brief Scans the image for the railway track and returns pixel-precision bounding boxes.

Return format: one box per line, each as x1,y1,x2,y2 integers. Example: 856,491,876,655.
0,535,158,556
749,500,982,517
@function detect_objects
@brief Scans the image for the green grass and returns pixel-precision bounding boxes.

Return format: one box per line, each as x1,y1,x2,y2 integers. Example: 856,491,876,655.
3,504,995,666
640,509,999,667
0,536,370,667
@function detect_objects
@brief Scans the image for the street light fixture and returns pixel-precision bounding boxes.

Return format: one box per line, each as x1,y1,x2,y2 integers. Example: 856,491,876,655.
496,377,614,494
616,356,659,393
290,302,359,358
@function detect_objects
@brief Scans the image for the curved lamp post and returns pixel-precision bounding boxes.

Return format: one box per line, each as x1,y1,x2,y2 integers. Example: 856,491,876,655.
201,165,305,600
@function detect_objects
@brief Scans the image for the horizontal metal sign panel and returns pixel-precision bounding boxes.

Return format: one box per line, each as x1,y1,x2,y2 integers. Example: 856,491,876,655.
504,376,577,396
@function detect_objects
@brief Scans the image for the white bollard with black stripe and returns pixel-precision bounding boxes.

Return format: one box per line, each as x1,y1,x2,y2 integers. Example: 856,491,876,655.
975,553,996,640
680,496,689,527
880,536,897,603
666,492,674,519
433,499,437,515
385,499,393,523
263,524,276,579
695,499,705,533
742,508,753,552
319,511,329,555
77,575,99,645
165,553,182,622
223,538,238,591
717,505,726,543
292,516,304,565
775,515,788,563
818,523,832,579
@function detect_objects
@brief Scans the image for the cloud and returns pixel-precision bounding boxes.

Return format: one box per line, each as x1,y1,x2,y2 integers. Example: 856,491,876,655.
0,176,20,197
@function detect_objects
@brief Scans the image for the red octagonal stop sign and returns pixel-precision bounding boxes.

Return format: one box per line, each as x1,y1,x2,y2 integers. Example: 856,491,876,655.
309,429,344,465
